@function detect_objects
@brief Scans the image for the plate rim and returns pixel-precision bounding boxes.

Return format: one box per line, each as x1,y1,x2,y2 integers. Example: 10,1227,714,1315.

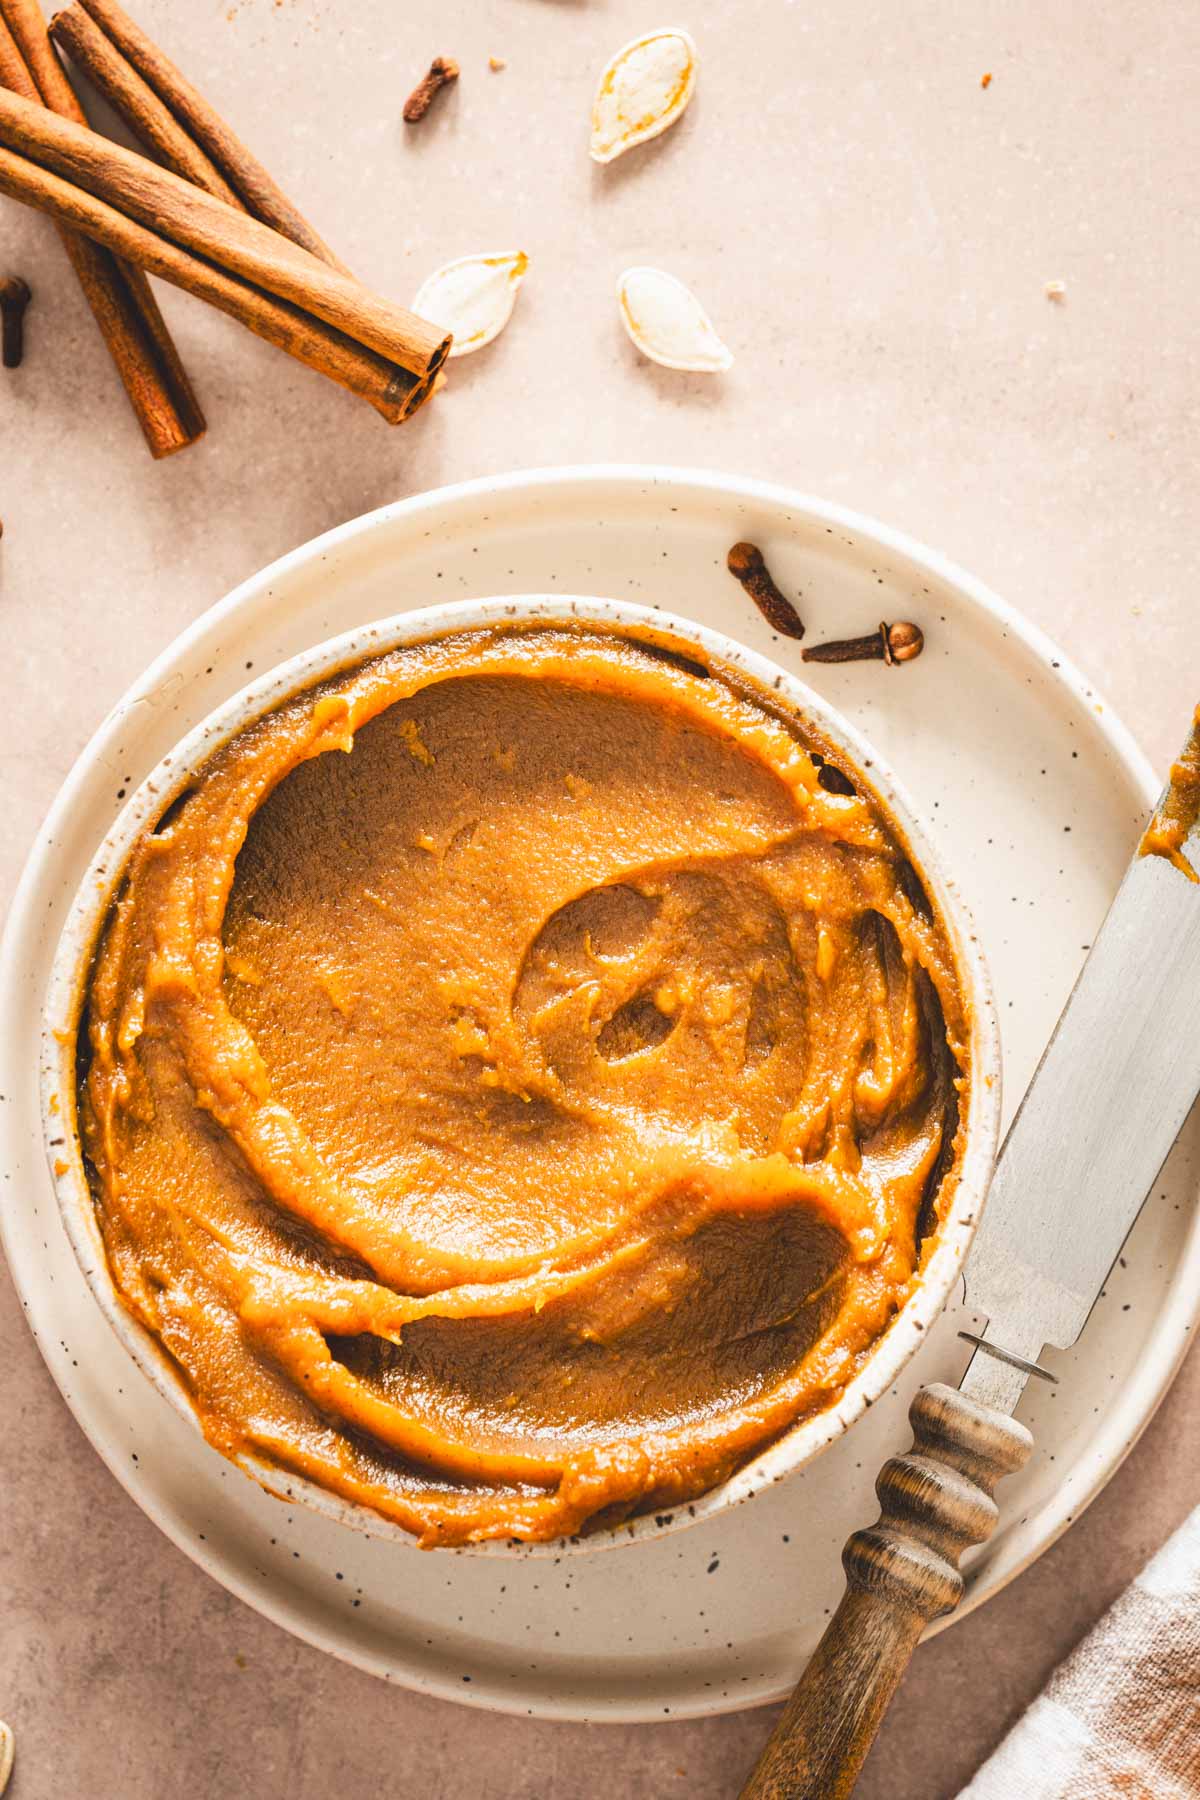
5,463,1193,1725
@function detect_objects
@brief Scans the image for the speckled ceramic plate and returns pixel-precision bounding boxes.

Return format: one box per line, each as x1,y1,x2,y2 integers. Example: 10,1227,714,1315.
2,467,1198,1722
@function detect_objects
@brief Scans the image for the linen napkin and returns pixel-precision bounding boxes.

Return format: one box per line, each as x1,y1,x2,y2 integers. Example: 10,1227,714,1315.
958,1506,1200,1799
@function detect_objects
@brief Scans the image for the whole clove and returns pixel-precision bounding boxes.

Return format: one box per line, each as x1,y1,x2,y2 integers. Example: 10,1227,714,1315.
403,56,460,123
803,621,925,667
0,275,31,367
726,541,805,639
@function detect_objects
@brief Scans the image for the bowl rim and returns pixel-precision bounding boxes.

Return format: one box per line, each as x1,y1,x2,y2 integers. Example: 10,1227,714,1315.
40,589,1002,1557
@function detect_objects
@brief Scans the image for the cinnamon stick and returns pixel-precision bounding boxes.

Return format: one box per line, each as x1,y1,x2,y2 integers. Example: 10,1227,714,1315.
66,0,348,272
50,3,241,209
0,0,201,455
0,139,431,420
0,85,449,380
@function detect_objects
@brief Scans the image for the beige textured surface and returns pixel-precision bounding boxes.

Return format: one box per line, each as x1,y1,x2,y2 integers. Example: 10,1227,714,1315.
1,1,1198,1794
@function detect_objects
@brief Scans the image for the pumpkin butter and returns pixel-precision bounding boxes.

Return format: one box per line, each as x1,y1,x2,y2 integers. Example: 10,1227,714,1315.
80,625,969,1546
1139,704,1200,882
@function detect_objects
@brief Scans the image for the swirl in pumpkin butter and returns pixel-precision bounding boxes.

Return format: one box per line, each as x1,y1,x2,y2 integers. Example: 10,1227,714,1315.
80,626,969,1546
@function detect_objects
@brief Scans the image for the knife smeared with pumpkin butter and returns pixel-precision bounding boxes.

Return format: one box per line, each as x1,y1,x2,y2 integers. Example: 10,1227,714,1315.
79,626,969,1546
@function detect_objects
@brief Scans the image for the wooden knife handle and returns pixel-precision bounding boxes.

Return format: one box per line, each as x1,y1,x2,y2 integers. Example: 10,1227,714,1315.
738,1383,1033,1800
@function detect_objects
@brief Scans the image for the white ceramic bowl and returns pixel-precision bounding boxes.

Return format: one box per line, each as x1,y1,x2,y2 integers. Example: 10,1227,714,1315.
40,594,1001,1555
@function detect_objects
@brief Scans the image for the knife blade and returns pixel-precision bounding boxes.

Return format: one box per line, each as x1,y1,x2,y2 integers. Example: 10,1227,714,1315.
961,708,1200,1414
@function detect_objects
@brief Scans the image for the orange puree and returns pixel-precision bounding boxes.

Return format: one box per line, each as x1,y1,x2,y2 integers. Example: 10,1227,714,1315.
1139,704,1200,882
79,626,969,1546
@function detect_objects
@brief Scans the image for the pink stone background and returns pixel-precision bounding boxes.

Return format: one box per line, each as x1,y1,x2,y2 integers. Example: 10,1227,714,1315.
2,1,1198,1793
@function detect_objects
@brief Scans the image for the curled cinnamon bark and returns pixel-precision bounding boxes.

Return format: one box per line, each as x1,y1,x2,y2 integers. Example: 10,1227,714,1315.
0,0,203,454
0,85,451,418
51,0,350,272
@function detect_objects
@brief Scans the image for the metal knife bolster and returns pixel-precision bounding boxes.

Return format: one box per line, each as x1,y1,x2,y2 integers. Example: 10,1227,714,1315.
960,793,1200,1416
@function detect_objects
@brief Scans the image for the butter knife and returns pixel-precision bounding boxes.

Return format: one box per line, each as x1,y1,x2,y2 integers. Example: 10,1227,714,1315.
740,710,1200,1800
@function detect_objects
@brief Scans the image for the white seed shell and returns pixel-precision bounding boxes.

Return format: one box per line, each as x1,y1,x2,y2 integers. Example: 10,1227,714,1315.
590,28,697,164
617,267,733,372
0,1720,13,1798
413,251,529,358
